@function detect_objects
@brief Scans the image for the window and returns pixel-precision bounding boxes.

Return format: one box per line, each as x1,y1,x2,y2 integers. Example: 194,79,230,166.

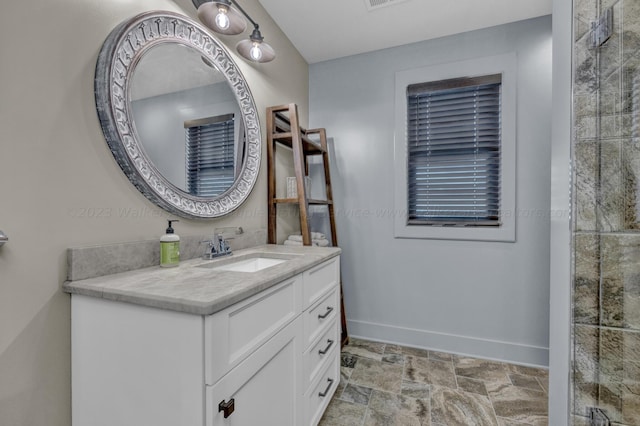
394,53,516,242
185,114,236,197
407,74,502,226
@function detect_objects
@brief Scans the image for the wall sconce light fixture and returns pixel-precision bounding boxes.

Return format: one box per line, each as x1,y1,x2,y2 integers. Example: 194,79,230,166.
195,0,276,63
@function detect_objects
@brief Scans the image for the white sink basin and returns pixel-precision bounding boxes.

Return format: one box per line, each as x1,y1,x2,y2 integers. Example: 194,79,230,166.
197,252,300,273
211,257,286,272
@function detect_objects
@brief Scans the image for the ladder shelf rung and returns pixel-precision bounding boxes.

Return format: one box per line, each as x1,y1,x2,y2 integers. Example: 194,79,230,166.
273,198,333,205
271,132,325,154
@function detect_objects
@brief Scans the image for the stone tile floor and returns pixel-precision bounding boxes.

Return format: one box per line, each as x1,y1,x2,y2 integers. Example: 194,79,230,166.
319,338,548,426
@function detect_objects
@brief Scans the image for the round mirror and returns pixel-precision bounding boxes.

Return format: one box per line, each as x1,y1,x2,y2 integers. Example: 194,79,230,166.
95,11,260,218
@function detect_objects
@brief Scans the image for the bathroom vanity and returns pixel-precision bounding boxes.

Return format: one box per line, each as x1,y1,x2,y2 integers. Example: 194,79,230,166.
82,11,343,424
64,245,341,426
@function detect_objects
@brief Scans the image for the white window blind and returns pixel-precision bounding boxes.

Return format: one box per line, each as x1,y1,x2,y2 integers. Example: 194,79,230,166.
185,114,235,197
407,74,502,226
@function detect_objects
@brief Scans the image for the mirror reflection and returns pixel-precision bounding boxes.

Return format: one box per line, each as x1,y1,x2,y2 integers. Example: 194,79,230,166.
130,43,245,197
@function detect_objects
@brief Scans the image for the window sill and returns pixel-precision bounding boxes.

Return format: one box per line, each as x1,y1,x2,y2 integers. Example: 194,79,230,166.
393,220,515,242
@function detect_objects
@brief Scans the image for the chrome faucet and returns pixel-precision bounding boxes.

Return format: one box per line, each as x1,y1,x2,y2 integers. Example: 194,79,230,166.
201,227,243,259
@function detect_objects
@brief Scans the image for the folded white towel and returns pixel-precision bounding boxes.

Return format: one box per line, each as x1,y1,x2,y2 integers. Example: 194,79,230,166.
285,232,331,247
283,238,330,247
314,238,329,247
287,233,327,242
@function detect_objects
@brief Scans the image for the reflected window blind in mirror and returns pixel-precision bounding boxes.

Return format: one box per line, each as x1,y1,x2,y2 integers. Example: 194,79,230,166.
185,114,235,197
407,74,502,226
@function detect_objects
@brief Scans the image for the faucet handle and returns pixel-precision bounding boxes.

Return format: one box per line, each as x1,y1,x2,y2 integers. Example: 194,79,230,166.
217,234,232,255
200,238,219,259
200,233,233,259
200,239,216,249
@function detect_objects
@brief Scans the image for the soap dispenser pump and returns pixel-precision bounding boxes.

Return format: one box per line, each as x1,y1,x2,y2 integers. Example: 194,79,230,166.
160,219,180,268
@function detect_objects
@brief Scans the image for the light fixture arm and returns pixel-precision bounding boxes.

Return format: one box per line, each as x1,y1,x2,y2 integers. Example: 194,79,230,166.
227,0,258,28
225,0,267,49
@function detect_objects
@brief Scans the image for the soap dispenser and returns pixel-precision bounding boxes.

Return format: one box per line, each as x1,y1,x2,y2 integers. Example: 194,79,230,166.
160,220,180,267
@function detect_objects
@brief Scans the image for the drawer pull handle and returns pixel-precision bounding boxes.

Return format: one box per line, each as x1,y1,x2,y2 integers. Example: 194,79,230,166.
318,339,335,355
318,306,334,319
318,378,334,398
218,398,235,418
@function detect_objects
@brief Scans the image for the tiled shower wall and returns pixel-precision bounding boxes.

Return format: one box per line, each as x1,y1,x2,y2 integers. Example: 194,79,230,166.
573,0,640,424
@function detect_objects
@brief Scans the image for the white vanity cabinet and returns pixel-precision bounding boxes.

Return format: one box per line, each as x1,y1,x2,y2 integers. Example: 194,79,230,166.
70,256,340,426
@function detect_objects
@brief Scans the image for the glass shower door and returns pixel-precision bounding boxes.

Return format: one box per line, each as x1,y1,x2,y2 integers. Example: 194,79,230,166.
572,0,640,424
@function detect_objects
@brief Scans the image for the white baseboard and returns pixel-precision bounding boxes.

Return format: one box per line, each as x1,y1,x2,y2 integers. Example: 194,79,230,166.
347,319,549,368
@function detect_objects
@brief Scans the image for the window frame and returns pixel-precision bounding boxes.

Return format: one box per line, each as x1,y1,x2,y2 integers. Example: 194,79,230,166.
394,53,517,242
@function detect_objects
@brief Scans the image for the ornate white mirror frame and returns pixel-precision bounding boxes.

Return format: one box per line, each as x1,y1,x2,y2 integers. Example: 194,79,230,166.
95,11,261,218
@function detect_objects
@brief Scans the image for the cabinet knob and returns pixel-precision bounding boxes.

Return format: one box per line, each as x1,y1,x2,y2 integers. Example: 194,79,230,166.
219,398,235,418
318,306,334,320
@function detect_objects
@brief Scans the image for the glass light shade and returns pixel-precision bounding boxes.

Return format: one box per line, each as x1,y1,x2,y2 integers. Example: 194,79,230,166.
236,39,275,63
197,1,246,35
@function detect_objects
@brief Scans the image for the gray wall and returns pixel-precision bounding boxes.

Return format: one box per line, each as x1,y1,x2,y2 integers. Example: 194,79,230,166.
309,16,553,366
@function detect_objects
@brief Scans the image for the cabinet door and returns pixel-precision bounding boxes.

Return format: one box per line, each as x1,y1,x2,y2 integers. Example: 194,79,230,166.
71,295,204,426
206,318,304,426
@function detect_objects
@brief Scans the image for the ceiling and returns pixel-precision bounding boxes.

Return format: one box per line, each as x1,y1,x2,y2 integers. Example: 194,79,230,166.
258,0,552,64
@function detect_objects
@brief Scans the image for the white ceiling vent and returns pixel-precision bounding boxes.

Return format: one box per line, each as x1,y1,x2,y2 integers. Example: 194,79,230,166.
364,0,410,11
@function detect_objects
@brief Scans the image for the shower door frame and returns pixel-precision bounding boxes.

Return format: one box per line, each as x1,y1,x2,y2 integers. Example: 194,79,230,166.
548,0,573,425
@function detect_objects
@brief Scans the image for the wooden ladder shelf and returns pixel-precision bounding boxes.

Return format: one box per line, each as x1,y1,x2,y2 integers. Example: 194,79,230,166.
266,103,348,346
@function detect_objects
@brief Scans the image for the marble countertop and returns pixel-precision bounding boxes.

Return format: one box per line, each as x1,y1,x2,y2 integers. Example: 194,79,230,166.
63,244,341,315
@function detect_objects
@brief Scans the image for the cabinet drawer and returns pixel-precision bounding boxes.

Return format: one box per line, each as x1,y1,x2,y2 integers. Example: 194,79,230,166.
304,288,339,348
302,257,340,309
205,276,303,385
303,319,339,390
305,351,340,426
